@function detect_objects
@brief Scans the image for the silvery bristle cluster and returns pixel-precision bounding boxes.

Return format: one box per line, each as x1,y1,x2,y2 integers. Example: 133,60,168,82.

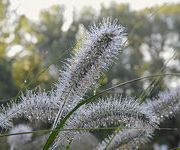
51,96,158,149
52,17,126,128
0,90,58,129
95,129,153,150
54,17,126,109
143,86,180,121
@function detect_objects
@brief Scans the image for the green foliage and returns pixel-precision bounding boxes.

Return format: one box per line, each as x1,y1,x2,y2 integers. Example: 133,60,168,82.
0,57,17,100
35,5,78,65
0,0,54,102
12,54,52,90
0,0,18,101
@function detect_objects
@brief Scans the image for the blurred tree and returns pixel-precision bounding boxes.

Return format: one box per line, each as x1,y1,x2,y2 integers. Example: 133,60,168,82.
0,0,18,101
10,15,54,90
0,57,18,101
76,6,97,27
0,1,55,102
35,5,78,66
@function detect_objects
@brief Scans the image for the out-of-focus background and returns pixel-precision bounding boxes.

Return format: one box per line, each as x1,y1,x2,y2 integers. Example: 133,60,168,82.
0,0,180,149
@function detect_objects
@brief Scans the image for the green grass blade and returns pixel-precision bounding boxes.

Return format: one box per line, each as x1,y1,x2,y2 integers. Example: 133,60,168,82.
1,126,178,138
0,127,119,138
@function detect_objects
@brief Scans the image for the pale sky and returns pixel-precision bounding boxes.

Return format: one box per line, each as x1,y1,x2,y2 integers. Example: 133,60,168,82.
10,0,180,21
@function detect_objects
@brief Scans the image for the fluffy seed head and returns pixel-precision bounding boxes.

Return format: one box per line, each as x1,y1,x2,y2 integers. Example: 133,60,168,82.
52,96,158,149
0,89,58,129
143,86,180,121
95,129,153,150
52,17,126,128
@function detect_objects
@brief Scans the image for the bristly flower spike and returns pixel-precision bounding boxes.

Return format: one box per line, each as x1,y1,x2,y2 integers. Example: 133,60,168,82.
142,86,180,121
51,96,158,149
52,17,127,128
0,89,58,129
95,129,153,150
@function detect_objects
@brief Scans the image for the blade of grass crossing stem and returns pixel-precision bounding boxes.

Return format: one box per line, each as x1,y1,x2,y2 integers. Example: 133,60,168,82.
43,73,180,150
1,127,179,138
0,127,119,138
